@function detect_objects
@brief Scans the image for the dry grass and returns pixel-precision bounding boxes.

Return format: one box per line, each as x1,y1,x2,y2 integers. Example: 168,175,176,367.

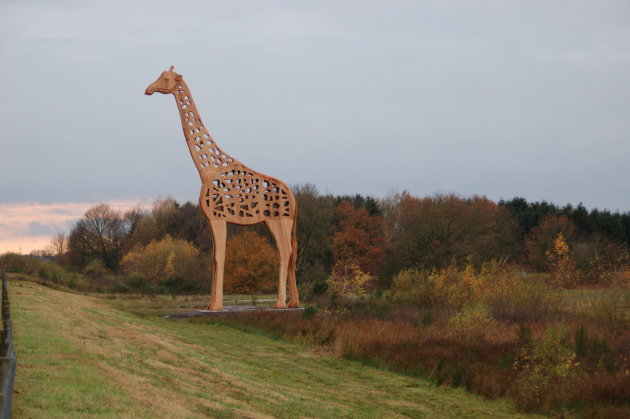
210,288,630,418
9,278,534,418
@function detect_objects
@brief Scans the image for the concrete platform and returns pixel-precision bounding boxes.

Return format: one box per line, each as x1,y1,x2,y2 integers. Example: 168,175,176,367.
163,305,304,319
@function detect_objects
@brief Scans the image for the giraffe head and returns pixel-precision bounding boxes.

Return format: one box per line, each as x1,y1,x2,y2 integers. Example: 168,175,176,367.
145,66,182,95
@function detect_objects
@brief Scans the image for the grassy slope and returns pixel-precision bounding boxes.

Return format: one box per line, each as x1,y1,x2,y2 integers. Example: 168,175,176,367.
10,281,538,418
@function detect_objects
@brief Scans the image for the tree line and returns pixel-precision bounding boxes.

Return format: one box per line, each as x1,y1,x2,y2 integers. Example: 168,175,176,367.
40,186,630,293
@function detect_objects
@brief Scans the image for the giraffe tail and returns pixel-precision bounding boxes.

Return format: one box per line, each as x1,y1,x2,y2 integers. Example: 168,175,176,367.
288,210,299,307
290,208,298,267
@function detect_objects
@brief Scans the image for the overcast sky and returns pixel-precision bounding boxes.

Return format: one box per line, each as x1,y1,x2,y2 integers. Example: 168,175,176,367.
1,0,630,251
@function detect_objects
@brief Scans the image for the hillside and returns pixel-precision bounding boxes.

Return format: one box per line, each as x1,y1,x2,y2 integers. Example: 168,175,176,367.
9,280,537,418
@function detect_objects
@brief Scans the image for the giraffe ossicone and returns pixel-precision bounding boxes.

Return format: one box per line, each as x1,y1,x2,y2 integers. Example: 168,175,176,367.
146,66,299,311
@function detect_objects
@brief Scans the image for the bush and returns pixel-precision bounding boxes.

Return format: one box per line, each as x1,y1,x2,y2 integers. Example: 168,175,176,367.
303,306,317,319
448,303,497,342
0,253,30,273
512,325,581,412
0,253,89,291
311,280,328,296
121,235,205,287
326,261,372,297
391,260,554,323
84,259,108,277
391,265,459,308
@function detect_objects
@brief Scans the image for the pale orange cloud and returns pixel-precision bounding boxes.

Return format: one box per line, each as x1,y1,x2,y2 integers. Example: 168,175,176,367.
0,200,145,254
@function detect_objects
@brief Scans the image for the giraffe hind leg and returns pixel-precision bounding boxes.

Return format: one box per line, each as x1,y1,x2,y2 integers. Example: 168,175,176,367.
287,218,299,308
266,219,293,309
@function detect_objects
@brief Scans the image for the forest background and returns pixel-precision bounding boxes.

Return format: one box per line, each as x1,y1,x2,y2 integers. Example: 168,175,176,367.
4,185,629,295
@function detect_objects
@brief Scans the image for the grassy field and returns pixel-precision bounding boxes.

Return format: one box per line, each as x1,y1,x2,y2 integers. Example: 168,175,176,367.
8,279,539,418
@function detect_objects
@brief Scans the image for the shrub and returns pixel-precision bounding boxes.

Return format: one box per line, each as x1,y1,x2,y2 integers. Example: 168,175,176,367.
0,253,30,273
391,260,554,323
303,306,317,319
311,280,328,296
512,325,581,412
390,265,460,308
326,261,372,297
84,259,108,277
121,235,204,286
448,303,496,342
0,253,89,291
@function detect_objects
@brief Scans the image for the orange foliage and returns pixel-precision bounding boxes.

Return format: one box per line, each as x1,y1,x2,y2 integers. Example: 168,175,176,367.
331,200,385,275
224,231,278,294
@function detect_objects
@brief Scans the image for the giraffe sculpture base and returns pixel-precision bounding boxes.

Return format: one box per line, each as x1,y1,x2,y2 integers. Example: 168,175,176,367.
163,305,304,319
207,300,298,311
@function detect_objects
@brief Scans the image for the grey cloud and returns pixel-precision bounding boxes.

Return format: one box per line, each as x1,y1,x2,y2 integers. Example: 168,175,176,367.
1,0,629,210
27,221,54,237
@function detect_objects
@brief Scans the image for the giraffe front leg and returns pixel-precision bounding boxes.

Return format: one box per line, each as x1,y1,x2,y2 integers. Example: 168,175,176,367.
208,219,227,311
275,258,289,309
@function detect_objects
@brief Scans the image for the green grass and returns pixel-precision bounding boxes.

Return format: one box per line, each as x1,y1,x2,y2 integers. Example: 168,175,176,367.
10,279,540,418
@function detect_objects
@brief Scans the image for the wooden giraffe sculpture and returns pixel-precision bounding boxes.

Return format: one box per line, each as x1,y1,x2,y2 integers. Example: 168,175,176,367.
145,66,299,311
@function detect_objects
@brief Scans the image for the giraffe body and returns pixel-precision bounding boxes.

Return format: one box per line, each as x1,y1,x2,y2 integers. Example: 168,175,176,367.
202,165,296,223
146,66,299,310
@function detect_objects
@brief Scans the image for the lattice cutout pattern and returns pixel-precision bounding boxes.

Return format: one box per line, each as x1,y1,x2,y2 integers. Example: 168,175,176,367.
176,88,235,170
204,167,293,220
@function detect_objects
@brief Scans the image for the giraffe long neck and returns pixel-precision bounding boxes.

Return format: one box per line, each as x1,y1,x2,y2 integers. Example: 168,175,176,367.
173,80,238,180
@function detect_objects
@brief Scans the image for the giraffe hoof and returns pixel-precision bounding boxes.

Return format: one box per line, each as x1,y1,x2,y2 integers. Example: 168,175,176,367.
208,303,223,311
274,301,287,309
288,301,299,308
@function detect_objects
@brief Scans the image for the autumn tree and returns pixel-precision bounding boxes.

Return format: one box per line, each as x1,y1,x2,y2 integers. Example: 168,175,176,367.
524,215,577,271
67,204,129,270
224,231,278,295
331,200,386,276
546,233,576,287
385,192,520,273
121,235,203,286
119,205,149,253
293,184,335,283
47,232,67,263
124,199,213,255
588,236,630,284
123,216,160,253
125,198,178,249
